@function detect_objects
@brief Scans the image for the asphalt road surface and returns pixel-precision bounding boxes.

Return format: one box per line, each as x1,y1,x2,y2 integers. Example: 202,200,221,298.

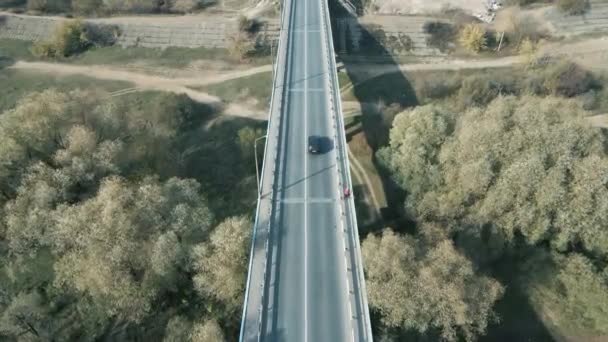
260,0,351,340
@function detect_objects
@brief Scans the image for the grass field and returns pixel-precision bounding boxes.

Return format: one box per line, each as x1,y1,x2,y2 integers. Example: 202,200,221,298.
0,38,273,68
198,71,273,110
0,68,132,112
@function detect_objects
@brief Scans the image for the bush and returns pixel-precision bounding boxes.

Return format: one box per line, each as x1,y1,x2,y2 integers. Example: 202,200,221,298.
414,73,461,104
71,0,103,14
458,75,500,107
31,20,91,58
238,15,260,35
542,61,594,97
27,0,70,12
171,0,201,13
423,21,456,52
228,33,255,60
557,0,588,15
458,24,487,54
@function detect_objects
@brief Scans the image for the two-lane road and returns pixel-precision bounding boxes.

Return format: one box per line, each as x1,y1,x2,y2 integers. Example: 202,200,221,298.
262,0,351,340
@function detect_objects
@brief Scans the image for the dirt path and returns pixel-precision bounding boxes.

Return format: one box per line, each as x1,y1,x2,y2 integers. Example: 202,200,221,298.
9,61,270,118
348,147,381,222
344,36,608,85
10,61,272,89
587,114,608,128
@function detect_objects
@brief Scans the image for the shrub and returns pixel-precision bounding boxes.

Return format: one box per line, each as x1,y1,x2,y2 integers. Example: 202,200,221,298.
171,0,201,12
31,20,91,58
414,74,461,104
423,21,456,52
458,75,501,107
238,15,260,35
71,0,103,14
26,0,47,11
458,74,516,108
27,0,70,12
228,33,255,60
557,0,588,15
542,61,594,97
458,23,486,54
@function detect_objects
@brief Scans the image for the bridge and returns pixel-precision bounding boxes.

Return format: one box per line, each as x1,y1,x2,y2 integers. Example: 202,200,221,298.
239,0,373,340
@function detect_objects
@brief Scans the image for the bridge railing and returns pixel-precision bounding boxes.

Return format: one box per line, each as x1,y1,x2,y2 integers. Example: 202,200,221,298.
319,0,373,340
239,0,293,339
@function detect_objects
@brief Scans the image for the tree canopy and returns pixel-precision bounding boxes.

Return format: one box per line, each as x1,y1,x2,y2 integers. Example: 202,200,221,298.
377,94,608,337
362,230,504,341
0,88,252,340
379,96,608,259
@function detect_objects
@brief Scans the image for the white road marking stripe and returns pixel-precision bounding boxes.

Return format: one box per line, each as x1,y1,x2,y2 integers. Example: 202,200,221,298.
288,88,324,92
303,0,309,339
280,198,335,203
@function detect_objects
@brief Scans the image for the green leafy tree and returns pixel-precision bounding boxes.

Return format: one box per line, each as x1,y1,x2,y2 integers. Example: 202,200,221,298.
362,230,504,341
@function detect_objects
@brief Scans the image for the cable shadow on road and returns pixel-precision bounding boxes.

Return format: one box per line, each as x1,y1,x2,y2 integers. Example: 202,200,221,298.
277,164,336,193
329,3,416,235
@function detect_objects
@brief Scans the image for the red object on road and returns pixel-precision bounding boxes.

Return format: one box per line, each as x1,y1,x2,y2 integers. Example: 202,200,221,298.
344,187,351,198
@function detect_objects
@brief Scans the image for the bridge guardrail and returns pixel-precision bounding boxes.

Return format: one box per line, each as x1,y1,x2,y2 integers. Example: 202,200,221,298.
239,0,293,339
319,0,373,340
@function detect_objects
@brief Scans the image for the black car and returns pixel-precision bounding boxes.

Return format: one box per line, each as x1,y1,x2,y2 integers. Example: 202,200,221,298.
308,135,322,154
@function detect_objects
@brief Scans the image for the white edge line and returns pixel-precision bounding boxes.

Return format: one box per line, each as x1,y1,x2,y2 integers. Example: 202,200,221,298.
303,0,309,339
238,0,291,338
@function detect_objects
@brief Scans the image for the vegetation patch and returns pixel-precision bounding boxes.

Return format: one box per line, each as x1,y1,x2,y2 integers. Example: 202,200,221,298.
557,0,589,15
0,88,264,340
0,68,131,112
31,20,118,59
198,71,273,110
423,21,457,53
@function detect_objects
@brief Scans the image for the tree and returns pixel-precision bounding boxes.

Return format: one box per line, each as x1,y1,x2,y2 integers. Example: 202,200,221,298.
379,96,608,258
362,230,504,341
191,216,250,311
458,24,487,54
0,292,49,340
523,252,608,335
164,315,192,342
32,20,91,58
236,126,265,166
191,319,225,342
51,176,213,322
0,88,248,340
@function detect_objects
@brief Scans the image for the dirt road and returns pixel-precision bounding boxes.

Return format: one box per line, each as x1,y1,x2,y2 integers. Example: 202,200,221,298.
9,61,271,118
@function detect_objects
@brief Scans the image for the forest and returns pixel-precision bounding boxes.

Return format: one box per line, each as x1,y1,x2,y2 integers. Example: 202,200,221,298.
0,89,263,341
363,60,608,340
